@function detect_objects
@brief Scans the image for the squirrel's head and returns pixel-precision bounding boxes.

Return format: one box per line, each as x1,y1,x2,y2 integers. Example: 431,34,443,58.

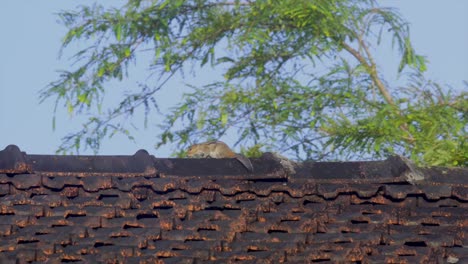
187,141,221,158
186,143,208,158
186,144,197,157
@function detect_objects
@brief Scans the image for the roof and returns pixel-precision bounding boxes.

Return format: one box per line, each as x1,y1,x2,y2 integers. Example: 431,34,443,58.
0,144,467,263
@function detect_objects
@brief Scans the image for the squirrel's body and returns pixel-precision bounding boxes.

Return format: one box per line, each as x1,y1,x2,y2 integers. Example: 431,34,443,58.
187,141,253,172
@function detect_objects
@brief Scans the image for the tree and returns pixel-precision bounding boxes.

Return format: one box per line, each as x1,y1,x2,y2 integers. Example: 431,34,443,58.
41,0,467,166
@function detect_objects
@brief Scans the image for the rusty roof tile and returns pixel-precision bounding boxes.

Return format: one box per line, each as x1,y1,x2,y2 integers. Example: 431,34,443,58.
0,173,41,190
452,186,468,200
0,145,467,263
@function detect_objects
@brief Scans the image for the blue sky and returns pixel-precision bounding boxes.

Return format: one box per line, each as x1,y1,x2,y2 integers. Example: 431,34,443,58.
0,1,467,156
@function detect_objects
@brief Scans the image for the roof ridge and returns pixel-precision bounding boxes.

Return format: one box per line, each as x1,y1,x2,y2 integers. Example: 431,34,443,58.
1,145,467,186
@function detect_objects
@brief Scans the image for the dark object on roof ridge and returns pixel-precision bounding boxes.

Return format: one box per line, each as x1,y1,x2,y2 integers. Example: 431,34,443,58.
0,145,31,174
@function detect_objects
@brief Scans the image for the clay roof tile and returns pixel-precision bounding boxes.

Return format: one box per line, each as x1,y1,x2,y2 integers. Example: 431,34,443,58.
0,145,466,263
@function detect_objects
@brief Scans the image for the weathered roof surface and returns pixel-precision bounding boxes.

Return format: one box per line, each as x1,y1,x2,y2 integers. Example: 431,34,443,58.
0,145,467,263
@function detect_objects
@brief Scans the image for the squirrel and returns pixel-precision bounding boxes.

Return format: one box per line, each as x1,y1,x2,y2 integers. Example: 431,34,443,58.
186,141,254,172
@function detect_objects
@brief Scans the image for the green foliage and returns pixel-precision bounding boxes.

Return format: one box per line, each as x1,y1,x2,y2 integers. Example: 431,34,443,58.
241,144,265,158
322,74,467,166
43,0,466,167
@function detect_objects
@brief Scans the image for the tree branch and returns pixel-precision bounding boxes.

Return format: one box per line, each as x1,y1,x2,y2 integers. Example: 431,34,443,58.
340,41,395,106
341,40,415,143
